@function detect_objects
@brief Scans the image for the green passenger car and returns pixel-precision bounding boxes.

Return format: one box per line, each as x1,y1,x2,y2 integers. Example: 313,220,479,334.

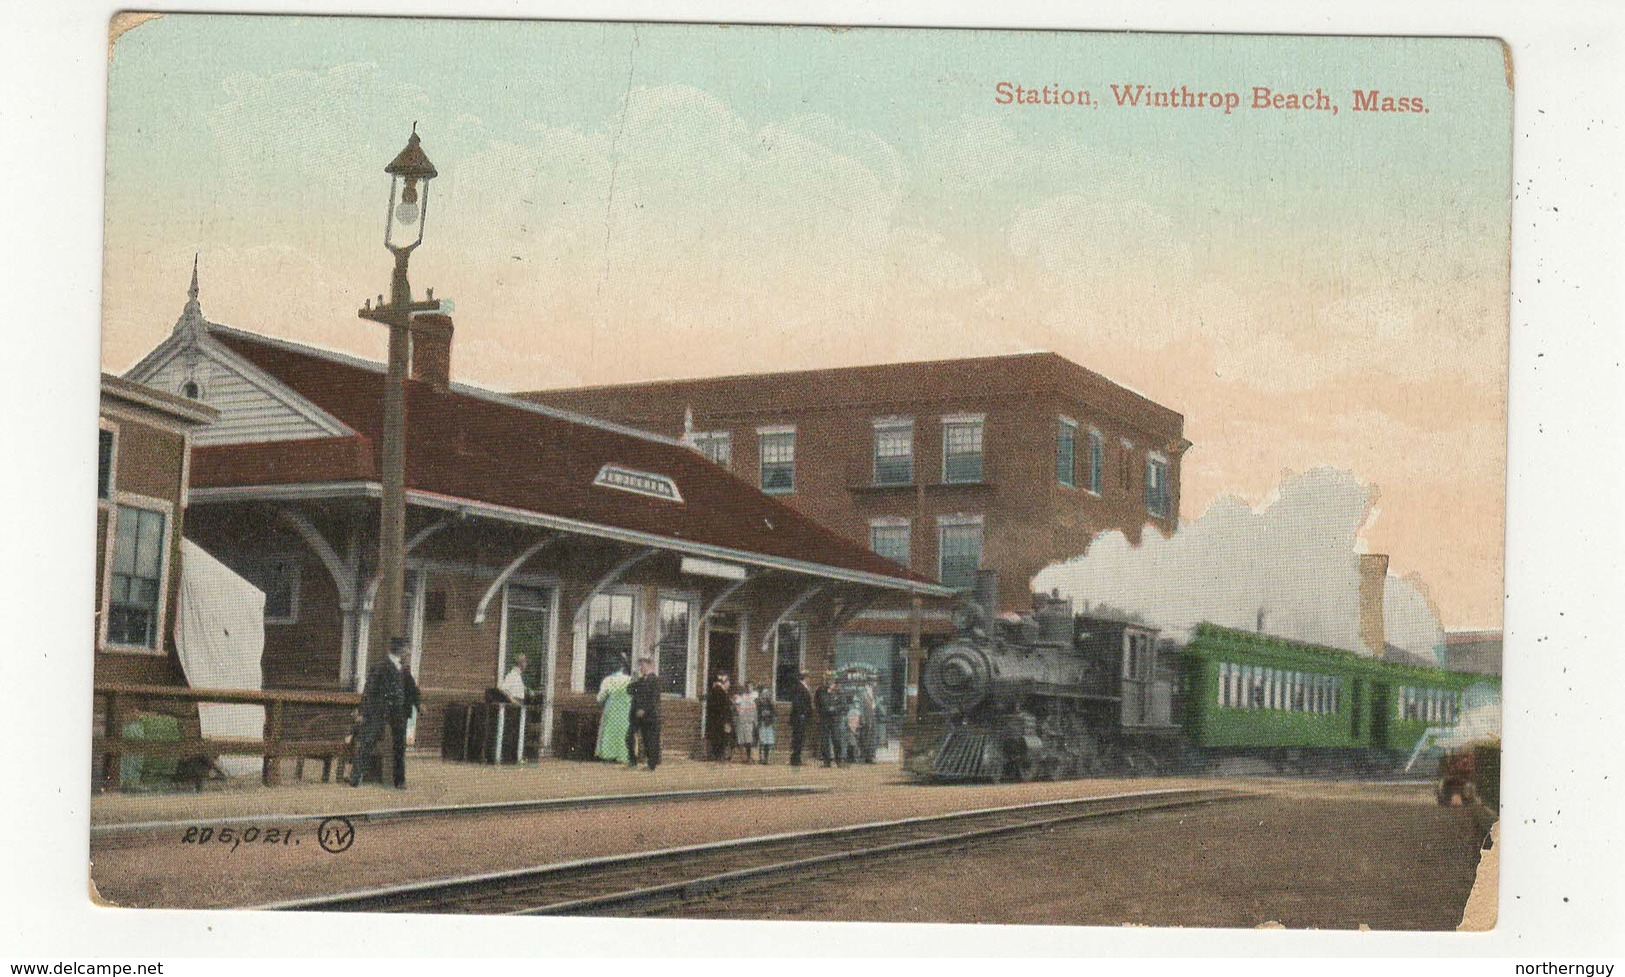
1181,624,1489,762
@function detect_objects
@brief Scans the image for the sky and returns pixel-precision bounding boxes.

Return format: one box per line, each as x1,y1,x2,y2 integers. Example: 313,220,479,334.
100,15,1512,628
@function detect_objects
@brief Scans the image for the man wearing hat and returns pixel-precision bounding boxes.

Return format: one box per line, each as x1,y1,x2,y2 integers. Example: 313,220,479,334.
814,673,847,768
787,671,814,767
625,655,663,771
350,636,422,788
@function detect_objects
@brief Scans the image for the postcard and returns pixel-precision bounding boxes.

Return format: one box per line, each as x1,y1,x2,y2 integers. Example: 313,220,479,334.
89,13,1510,935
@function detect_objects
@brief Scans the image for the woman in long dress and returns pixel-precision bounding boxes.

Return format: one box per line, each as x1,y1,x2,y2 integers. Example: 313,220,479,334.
595,660,632,763
733,684,759,763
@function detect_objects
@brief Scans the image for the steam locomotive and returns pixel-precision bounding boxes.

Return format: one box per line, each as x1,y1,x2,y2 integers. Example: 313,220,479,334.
918,574,1492,782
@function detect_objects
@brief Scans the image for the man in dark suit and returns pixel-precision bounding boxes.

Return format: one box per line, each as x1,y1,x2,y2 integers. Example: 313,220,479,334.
351,637,421,789
704,672,733,761
814,674,846,768
787,671,814,767
625,656,662,771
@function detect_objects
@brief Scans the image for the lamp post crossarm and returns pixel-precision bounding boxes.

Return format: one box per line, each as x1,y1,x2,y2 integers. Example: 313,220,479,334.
358,298,443,324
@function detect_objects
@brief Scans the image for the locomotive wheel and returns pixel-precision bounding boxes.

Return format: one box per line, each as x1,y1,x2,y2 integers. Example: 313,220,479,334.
1001,757,1036,782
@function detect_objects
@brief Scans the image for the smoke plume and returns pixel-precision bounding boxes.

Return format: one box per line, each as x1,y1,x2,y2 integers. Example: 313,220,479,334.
1033,467,1445,658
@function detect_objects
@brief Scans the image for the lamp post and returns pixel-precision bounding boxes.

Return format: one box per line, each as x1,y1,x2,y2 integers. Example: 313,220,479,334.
358,124,442,685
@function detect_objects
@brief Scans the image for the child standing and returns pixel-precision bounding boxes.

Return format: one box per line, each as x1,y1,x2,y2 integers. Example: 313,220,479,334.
755,687,777,764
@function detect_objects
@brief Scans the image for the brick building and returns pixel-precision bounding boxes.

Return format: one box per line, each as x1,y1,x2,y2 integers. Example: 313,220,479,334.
1442,630,1503,677
122,277,951,756
96,372,219,687
523,353,1189,719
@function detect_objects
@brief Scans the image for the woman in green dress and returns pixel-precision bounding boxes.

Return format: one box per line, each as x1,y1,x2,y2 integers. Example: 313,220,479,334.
595,657,633,763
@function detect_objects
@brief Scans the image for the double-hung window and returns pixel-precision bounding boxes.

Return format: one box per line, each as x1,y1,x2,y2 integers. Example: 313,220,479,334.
1146,453,1171,519
582,591,636,694
773,622,803,702
237,557,301,625
656,596,696,697
869,518,911,566
1057,417,1078,487
1087,429,1104,494
692,431,732,469
758,427,796,494
872,418,914,485
942,415,985,484
97,429,115,500
107,504,167,648
937,515,984,591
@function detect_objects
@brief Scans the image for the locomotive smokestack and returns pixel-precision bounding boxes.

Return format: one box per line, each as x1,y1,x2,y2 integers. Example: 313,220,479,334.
973,570,999,629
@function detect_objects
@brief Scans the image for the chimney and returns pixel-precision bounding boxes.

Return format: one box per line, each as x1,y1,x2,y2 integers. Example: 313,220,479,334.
410,313,454,392
1358,553,1390,656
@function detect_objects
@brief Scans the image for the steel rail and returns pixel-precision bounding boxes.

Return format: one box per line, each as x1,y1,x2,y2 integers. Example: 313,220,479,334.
258,786,1251,915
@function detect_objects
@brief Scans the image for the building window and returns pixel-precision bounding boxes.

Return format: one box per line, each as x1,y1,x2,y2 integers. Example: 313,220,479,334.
1146,454,1171,519
504,583,555,696
97,429,114,500
692,431,732,469
938,517,984,591
1122,631,1153,681
869,519,911,566
235,557,301,625
942,417,985,484
759,428,796,494
1057,417,1077,487
181,380,201,400
1120,439,1134,492
873,418,914,485
583,591,636,694
774,621,804,702
1087,429,1104,494
656,596,695,697
108,504,166,648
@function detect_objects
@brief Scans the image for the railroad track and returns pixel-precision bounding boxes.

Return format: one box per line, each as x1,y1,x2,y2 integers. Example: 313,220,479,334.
258,786,1251,917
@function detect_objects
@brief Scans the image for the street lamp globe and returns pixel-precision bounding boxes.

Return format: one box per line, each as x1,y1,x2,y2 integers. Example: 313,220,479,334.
384,124,438,253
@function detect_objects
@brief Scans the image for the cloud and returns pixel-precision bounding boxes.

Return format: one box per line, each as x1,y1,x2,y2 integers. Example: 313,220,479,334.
205,63,432,206
1033,467,1443,657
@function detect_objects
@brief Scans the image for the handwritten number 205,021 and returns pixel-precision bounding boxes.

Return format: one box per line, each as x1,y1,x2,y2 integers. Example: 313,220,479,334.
180,825,295,849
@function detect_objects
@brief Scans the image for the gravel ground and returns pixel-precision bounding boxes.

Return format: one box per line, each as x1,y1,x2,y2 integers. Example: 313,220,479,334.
89,765,1485,930
650,786,1490,930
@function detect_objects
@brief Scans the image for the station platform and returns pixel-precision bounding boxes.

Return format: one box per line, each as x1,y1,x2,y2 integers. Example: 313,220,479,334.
89,751,908,827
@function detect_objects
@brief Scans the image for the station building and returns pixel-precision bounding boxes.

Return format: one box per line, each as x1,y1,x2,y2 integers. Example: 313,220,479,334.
122,278,953,756
522,354,1190,722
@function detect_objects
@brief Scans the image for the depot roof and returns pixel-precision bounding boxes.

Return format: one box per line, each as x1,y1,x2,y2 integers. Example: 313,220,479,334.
185,324,950,596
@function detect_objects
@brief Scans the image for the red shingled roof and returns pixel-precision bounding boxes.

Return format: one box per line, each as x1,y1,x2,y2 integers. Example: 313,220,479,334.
193,326,939,590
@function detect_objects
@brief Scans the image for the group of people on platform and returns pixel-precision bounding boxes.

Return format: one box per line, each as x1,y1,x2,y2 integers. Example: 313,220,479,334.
592,655,664,770
706,671,884,767
355,641,888,786
704,672,779,763
501,652,886,771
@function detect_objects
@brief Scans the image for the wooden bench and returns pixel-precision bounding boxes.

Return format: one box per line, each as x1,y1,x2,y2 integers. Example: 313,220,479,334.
289,710,358,783
95,683,361,789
